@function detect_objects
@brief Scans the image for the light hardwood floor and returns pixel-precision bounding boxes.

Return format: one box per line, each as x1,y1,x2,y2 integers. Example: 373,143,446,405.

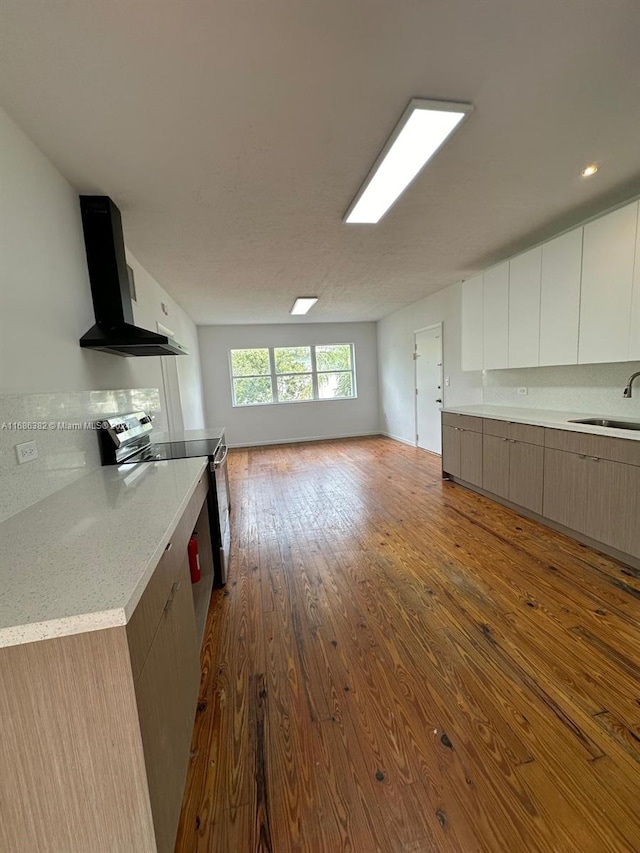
175,436,640,852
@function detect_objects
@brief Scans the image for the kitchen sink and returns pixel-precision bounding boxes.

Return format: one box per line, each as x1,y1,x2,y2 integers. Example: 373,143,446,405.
568,418,640,431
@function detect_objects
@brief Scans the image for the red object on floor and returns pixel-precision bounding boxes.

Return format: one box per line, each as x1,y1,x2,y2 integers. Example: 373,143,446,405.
188,535,201,583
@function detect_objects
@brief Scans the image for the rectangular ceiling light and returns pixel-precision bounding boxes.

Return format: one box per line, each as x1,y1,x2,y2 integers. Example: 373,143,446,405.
290,297,318,315
344,98,473,224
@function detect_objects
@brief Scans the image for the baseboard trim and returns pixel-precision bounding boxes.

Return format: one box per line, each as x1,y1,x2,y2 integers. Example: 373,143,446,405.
228,431,382,449
379,431,416,448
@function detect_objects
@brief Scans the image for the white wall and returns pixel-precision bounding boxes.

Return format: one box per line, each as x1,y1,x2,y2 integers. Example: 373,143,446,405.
377,282,483,444
483,362,640,418
0,104,205,430
198,323,379,446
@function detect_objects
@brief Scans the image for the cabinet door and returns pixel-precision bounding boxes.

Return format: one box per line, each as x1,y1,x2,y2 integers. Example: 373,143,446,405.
508,247,541,368
483,262,510,369
482,434,510,499
542,448,589,534
442,425,460,477
539,228,583,366
630,210,640,361
135,557,200,853
508,440,543,514
584,457,640,558
579,201,638,364
460,428,483,487
461,274,483,371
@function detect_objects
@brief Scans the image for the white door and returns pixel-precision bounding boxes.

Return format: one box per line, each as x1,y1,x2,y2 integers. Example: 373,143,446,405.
482,261,510,369
415,325,443,454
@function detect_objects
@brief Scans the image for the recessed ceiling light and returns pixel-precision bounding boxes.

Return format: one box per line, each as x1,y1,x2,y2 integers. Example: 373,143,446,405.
344,98,473,225
290,297,318,315
580,164,599,178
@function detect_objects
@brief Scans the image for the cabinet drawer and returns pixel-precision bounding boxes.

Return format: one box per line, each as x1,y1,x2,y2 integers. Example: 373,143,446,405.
127,474,208,682
442,413,483,432
483,419,544,445
544,429,640,468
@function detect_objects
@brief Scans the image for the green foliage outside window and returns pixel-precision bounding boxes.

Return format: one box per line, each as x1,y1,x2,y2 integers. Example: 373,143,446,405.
230,344,355,406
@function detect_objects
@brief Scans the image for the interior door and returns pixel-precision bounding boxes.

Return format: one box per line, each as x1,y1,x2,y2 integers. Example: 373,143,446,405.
415,325,443,454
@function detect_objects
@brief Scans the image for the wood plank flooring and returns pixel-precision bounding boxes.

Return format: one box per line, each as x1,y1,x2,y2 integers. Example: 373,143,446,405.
175,436,640,852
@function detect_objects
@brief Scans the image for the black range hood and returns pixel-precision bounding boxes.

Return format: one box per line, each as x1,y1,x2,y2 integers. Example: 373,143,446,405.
79,196,188,357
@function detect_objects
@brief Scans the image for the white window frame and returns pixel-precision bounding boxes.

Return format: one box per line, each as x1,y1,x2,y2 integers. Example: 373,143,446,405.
229,344,357,407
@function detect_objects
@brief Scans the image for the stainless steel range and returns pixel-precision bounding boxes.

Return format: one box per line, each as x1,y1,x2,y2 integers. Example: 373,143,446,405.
97,412,230,585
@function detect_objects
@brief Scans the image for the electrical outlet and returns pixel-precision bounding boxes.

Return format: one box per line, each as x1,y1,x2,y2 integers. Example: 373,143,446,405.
16,440,38,464
517,387,528,396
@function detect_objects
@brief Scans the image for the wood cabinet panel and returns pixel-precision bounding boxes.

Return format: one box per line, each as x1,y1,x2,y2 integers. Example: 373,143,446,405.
442,413,482,432
583,457,640,558
543,448,590,534
539,228,583,366
0,628,156,853
127,475,207,681
460,429,483,487
579,201,638,365
482,434,510,499
544,429,640,468
508,422,545,446
135,556,200,853
508,246,541,368
509,441,543,514
483,262,510,370
482,418,510,439
441,424,460,477
461,273,484,371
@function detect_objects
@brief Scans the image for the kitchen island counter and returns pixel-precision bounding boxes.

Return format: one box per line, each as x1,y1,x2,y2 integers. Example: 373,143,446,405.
0,456,208,648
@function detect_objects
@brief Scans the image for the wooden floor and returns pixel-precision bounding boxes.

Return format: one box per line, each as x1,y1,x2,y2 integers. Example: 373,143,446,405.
175,437,640,852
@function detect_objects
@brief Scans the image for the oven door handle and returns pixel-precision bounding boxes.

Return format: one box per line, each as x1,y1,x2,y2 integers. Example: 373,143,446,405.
213,445,228,469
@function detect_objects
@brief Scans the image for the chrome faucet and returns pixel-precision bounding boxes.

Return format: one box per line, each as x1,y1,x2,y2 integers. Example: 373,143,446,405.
623,371,640,397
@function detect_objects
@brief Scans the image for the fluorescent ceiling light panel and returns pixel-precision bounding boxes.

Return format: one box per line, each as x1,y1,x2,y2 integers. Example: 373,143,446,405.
290,297,318,315
344,98,473,224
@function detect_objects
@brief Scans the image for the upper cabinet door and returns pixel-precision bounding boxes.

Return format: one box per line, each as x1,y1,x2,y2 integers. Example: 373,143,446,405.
508,246,541,368
539,228,583,366
579,201,638,364
461,274,483,371
629,210,640,361
483,262,509,370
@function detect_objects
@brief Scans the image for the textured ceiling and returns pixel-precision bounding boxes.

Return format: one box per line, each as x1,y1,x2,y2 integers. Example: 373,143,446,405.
1,1,640,324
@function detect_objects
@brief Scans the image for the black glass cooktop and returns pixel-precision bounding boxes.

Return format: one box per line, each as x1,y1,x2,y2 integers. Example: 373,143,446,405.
141,438,222,461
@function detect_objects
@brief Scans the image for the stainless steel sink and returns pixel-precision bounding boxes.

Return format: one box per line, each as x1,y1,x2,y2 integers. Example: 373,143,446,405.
568,418,640,431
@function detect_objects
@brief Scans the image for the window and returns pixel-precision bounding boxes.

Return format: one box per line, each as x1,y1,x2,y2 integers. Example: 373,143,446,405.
230,344,356,407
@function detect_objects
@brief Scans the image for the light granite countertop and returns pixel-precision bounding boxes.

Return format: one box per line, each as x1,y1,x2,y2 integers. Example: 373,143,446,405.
0,456,208,649
443,404,640,441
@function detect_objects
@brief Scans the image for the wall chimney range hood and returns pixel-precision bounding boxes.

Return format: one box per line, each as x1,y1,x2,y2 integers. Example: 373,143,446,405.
79,196,188,357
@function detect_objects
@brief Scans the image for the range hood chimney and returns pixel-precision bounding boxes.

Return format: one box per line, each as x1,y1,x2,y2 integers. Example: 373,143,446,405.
79,196,188,357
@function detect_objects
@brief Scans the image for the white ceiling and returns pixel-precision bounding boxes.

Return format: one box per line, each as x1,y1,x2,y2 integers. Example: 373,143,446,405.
1,0,640,325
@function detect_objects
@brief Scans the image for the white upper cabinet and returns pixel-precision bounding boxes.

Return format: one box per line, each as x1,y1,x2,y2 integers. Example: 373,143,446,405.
461,274,483,370
508,246,541,368
539,228,583,366
579,201,638,365
483,262,509,369
629,211,640,361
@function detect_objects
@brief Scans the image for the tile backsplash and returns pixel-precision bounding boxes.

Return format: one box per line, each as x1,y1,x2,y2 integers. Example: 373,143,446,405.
483,361,640,417
0,389,162,523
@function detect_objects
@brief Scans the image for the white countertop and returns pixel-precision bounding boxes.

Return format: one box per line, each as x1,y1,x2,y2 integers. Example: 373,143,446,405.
443,404,640,441
0,456,208,649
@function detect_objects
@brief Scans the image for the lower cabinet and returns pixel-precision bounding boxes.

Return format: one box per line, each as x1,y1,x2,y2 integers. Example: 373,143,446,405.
544,445,640,558
481,420,544,514
135,555,200,853
444,416,640,564
441,414,483,487
0,475,211,852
